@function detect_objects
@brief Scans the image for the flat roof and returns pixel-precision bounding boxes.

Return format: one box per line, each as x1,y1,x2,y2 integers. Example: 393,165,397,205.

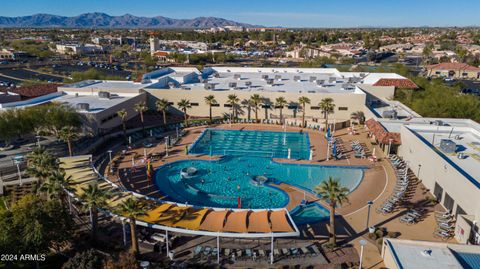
60,80,150,93
405,120,480,186
385,239,480,269
52,93,135,113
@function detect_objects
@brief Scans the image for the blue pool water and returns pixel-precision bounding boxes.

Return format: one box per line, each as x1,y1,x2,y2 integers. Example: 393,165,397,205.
189,129,311,159
290,204,330,225
154,156,364,209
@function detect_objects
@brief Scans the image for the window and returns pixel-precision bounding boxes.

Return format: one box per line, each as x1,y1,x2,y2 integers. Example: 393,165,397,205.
338,107,348,111
224,104,232,108
462,73,468,77
310,106,320,110
261,104,271,108
190,103,199,106
456,205,466,217
211,103,220,107
435,71,441,75
443,192,454,212
433,182,443,202
168,102,174,105
287,105,298,109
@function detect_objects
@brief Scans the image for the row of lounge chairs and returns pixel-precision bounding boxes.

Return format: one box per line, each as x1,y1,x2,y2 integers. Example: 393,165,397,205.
351,140,368,159
193,245,322,261
399,209,425,225
376,155,412,214
333,138,346,160
433,211,456,240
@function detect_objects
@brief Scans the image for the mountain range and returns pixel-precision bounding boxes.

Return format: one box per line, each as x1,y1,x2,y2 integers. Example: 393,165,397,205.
0,13,260,29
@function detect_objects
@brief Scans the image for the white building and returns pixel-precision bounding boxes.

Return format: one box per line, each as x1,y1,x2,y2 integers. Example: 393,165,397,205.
56,44,104,55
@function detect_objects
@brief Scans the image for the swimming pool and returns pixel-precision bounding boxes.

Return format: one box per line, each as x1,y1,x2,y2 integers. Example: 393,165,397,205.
290,204,330,225
154,156,364,209
189,129,311,159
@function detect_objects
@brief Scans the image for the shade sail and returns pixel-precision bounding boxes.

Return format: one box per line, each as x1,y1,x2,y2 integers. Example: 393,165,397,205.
174,208,210,230
199,210,228,232
223,210,249,233
247,211,271,233
269,210,295,232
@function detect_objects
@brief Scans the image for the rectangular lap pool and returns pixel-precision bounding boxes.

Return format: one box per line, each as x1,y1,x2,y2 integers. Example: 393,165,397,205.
189,129,310,159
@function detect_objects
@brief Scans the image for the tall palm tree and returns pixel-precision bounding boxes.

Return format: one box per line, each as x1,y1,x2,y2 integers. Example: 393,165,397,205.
350,111,366,125
227,94,240,121
80,183,111,240
241,99,252,121
155,99,170,125
177,99,192,127
117,109,128,144
134,102,148,136
314,177,349,246
298,96,311,128
319,98,336,132
40,169,73,202
58,126,78,157
117,198,147,255
26,146,57,182
204,95,217,124
275,97,288,124
250,94,263,123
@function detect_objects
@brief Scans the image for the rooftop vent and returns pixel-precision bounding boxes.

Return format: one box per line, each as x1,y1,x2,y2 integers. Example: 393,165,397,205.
274,74,282,81
168,82,176,89
98,91,110,99
382,110,398,119
214,72,220,78
316,79,325,85
261,74,269,80
229,82,237,89
360,73,367,78
293,75,301,82
266,79,274,85
76,103,90,111
309,76,317,82
245,81,252,87
328,77,336,83
233,74,241,80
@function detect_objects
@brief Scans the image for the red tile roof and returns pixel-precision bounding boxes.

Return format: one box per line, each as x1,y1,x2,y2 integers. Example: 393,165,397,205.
365,118,401,145
373,78,418,89
427,62,480,72
7,84,60,99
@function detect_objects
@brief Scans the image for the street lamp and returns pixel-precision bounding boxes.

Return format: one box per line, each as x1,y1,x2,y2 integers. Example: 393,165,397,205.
12,155,24,186
366,201,374,230
417,164,422,178
359,239,367,269
388,138,393,157
35,135,41,148
107,150,112,163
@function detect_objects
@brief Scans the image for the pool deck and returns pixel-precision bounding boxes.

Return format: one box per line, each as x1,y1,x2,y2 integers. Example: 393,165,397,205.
107,123,454,268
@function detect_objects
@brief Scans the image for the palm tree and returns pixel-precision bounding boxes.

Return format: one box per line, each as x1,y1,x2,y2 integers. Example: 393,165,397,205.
58,126,78,157
117,198,147,255
250,94,263,123
26,146,57,182
155,99,170,125
117,109,128,144
80,183,111,240
177,99,192,127
204,95,217,124
134,102,148,136
319,98,336,132
314,177,349,246
40,169,73,202
275,97,288,124
298,96,311,128
241,99,252,121
227,94,240,121
350,111,366,125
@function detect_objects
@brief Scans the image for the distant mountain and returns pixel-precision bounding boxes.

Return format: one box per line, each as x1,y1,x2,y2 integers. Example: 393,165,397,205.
0,12,260,29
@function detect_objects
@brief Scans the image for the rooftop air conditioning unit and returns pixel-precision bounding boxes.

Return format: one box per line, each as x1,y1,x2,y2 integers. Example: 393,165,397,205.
266,79,274,85
98,91,110,99
229,82,237,89
168,82,176,89
440,139,456,154
293,75,301,82
274,74,282,81
328,77,336,83
233,74,241,80
214,72,220,78
309,76,317,82
316,79,325,85
382,110,398,119
76,103,90,111
245,81,252,87
360,73,367,78
261,74,269,80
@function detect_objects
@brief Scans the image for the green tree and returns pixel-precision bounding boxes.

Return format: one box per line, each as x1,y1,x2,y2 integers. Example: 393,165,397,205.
134,102,148,136
319,97,335,131
62,248,105,269
58,126,78,157
26,146,58,182
314,177,349,246
80,183,111,240
298,96,311,128
204,95,217,124
275,97,288,124
227,94,240,121
250,94,263,123
117,109,128,145
155,99,170,125
177,99,192,127
40,170,73,203
116,198,147,255
350,111,366,125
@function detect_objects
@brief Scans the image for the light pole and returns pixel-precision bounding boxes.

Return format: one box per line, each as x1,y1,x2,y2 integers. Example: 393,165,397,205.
359,239,367,269
366,201,373,230
107,150,112,163
35,135,41,148
15,161,22,186
388,138,393,157
417,164,422,178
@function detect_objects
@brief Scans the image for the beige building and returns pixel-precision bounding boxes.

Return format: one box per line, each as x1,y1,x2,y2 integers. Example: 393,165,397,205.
426,62,480,80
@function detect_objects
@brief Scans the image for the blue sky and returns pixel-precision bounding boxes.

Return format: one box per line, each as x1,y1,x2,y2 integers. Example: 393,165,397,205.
1,0,479,27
